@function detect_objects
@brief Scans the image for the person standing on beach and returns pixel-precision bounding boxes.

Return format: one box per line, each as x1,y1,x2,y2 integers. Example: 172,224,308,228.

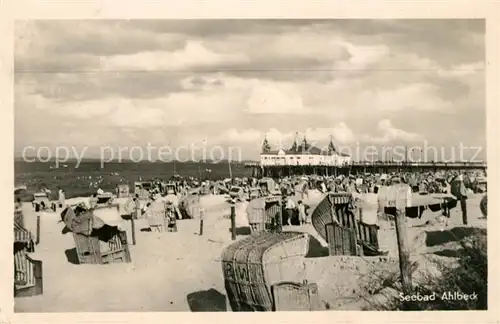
89,194,98,209
320,181,327,194
58,188,65,209
450,174,468,225
297,200,307,225
284,195,295,226
134,194,142,219
15,197,24,227
15,197,23,212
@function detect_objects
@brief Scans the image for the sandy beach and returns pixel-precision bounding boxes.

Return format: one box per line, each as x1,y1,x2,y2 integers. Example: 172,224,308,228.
12,18,488,314
14,191,486,312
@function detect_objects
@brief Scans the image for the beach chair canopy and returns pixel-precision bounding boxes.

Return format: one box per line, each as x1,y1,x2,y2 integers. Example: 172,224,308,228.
14,188,27,195
476,176,487,184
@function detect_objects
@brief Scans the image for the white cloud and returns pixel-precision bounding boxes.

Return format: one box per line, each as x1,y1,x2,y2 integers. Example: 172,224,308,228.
438,61,485,78
15,21,485,159
19,93,114,119
109,104,165,128
218,128,294,147
363,119,423,144
304,123,355,144
334,42,390,70
101,41,248,71
18,85,244,129
361,83,453,113
245,84,308,115
330,123,355,143
180,76,223,91
264,129,295,147
257,32,349,62
223,128,261,143
220,123,355,149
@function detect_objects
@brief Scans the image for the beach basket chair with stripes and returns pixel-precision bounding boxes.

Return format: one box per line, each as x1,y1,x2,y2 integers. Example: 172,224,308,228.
14,222,34,251
14,249,43,297
14,209,25,227
14,222,42,297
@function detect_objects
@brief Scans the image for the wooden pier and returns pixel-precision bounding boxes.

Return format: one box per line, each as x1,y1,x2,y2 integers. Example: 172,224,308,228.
245,161,487,178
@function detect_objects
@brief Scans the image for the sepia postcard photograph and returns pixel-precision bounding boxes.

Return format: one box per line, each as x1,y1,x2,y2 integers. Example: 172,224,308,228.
2,2,499,321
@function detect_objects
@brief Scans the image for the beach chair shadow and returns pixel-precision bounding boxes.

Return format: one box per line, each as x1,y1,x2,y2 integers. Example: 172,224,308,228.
305,235,329,258
432,249,463,258
121,215,133,221
230,226,251,236
186,289,227,312
64,248,80,264
425,227,485,247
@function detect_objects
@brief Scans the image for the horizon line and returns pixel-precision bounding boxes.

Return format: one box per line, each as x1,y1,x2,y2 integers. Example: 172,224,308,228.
14,157,486,164
13,157,256,162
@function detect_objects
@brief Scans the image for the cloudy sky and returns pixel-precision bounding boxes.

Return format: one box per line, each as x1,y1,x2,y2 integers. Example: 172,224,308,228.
14,19,485,161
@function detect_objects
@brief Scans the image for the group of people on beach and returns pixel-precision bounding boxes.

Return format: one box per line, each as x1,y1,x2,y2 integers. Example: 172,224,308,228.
282,196,310,226
23,166,486,230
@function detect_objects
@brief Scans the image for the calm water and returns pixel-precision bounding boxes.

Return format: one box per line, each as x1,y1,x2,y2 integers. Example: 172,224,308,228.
14,160,252,200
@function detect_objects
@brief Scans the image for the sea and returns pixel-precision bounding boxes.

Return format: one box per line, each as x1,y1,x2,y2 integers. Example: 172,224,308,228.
14,160,252,200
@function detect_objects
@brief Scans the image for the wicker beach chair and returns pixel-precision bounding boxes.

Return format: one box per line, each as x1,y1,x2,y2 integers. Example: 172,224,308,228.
117,184,130,198
480,194,487,217
33,192,51,211
165,203,178,232
146,200,168,232
73,230,131,264
221,232,310,311
62,206,132,264
14,222,42,297
246,196,282,234
311,192,383,256
271,281,321,311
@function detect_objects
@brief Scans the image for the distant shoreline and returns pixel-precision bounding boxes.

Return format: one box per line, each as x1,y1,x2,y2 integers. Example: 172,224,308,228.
14,158,486,165
14,158,258,164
